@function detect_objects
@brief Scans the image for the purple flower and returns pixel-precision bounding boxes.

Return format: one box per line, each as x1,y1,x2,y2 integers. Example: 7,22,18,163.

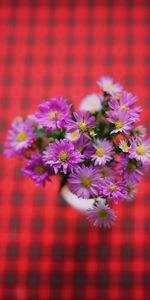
125,183,137,202
133,125,146,139
85,202,116,228
97,76,123,97
73,135,95,159
68,166,100,199
92,139,114,166
79,93,102,113
119,140,130,152
109,92,142,122
100,180,127,204
35,97,71,131
109,92,138,109
128,138,150,164
106,110,133,135
4,117,37,158
120,156,143,183
66,111,97,136
23,153,51,186
97,166,115,181
43,139,83,174
65,130,80,142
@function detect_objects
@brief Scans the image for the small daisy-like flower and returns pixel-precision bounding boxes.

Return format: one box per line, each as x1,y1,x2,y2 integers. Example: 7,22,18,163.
66,111,97,136
106,110,132,135
97,166,115,181
119,140,130,153
65,130,80,142
97,76,123,97
120,156,143,183
43,139,83,174
92,139,114,166
35,97,71,131
4,117,37,157
119,91,138,106
109,92,142,122
85,202,116,228
23,153,51,186
129,138,150,164
79,93,102,113
133,125,146,139
68,166,100,199
100,180,127,204
109,92,137,109
125,183,137,202
74,135,95,159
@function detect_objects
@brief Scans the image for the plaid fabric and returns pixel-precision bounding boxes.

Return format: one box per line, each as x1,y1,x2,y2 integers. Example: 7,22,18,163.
1,2,150,300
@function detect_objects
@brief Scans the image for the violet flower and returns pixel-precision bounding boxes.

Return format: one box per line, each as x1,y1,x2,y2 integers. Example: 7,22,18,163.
73,135,95,159
43,139,83,174
23,153,51,186
85,201,116,228
66,111,97,136
4,117,37,157
92,138,114,166
125,183,137,202
68,166,100,199
35,97,71,131
97,75,123,97
119,140,130,153
120,156,143,183
109,92,142,122
100,179,127,204
128,137,150,164
106,110,133,135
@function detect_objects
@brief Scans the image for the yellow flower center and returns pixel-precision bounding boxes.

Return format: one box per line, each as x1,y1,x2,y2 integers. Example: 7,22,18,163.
81,176,91,188
48,110,61,121
48,137,55,143
96,147,105,157
70,131,79,140
17,131,26,142
35,164,45,174
109,184,117,192
105,83,113,90
126,184,133,195
122,144,129,151
115,120,123,129
116,95,120,101
78,121,87,132
136,145,146,156
59,151,69,162
135,130,141,136
91,103,98,111
119,104,128,110
48,110,57,120
78,146,84,153
97,208,107,218
127,162,136,173
99,169,108,178
89,130,96,137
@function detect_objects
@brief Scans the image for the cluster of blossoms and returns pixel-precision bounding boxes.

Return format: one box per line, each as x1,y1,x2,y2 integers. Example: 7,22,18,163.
4,77,150,229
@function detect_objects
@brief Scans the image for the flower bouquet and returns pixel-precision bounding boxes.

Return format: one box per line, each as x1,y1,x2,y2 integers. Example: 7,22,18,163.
4,76,150,229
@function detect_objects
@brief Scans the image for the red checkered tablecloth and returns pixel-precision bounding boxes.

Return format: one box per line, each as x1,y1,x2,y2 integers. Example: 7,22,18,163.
0,2,150,299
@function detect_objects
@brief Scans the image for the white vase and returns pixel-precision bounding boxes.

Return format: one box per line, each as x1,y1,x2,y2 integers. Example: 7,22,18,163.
60,185,95,212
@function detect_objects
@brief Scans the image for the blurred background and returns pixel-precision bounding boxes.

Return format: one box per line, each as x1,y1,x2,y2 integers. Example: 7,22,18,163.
0,0,150,299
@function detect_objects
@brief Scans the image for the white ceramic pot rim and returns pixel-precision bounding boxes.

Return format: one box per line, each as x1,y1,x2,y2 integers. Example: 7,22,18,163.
61,185,105,212
61,185,94,212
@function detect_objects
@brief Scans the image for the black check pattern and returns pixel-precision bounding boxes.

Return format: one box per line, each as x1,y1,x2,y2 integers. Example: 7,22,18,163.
0,2,150,300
